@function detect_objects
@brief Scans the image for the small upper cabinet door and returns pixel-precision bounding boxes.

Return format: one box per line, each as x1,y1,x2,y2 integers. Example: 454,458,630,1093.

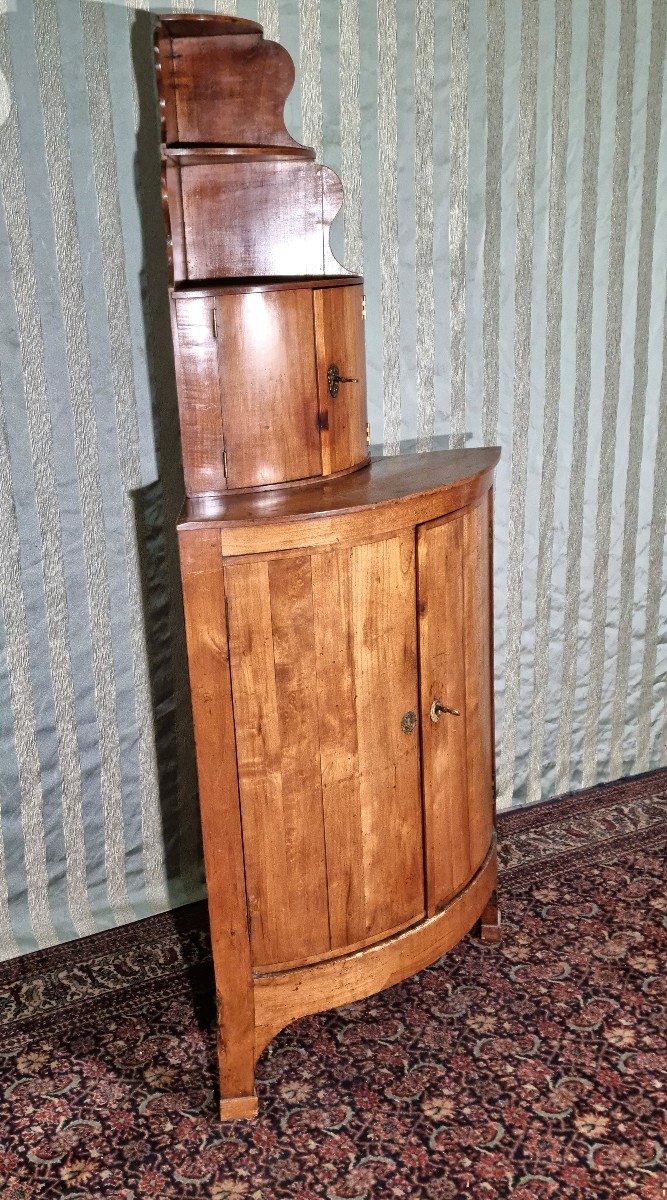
215,288,322,489
417,491,495,915
224,530,425,972
172,282,370,495
171,296,227,495
314,284,368,475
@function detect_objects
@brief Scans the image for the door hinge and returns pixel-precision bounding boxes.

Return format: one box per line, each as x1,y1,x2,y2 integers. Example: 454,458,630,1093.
222,447,228,479
366,422,371,446
362,295,366,320
212,305,218,339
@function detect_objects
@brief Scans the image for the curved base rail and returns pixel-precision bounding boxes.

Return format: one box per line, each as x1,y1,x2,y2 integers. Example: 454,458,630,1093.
253,838,498,1065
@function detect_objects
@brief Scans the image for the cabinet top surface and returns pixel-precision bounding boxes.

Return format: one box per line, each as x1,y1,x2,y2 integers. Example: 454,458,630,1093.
179,448,501,532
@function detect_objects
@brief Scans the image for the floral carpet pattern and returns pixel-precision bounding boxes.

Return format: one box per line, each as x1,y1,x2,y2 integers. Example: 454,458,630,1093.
1,769,665,1199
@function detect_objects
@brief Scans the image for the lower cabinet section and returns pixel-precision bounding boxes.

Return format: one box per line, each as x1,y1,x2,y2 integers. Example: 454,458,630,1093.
178,450,499,1117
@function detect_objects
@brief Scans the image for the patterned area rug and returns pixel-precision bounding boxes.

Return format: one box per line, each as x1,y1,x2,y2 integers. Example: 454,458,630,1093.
1,770,665,1200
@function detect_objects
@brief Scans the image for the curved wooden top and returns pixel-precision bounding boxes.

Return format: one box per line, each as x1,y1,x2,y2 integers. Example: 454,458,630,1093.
179,448,501,556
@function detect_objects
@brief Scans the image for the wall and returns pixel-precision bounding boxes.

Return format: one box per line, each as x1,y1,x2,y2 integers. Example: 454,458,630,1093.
0,0,665,959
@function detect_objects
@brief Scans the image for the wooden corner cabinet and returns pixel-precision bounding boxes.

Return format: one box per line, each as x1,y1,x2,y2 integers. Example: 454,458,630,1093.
155,13,501,1121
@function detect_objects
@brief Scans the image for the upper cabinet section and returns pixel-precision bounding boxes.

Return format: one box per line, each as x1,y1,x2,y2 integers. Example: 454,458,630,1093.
154,15,347,283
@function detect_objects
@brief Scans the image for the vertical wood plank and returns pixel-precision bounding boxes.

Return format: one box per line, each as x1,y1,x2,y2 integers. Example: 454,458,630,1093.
463,492,495,871
224,556,330,969
178,527,255,1100
311,549,366,948
418,512,471,914
172,296,226,495
268,555,331,952
351,533,424,935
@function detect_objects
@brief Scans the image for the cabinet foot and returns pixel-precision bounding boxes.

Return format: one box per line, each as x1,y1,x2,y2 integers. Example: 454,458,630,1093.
478,890,501,943
219,1093,259,1121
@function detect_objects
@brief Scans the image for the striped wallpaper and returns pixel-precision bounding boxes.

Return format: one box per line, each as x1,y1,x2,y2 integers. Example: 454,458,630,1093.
0,0,665,959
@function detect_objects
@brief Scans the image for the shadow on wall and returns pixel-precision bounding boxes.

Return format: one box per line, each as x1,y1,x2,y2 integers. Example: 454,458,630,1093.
128,9,203,909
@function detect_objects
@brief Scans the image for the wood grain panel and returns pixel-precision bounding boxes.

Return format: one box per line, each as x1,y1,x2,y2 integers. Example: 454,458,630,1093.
224,557,330,970
418,511,470,913
179,161,344,279
169,32,303,150
311,550,366,949
314,284,368,475
172,296,226,494
463,493,495,873
215,289,321,489
178,528,254,1101
350,532,424,937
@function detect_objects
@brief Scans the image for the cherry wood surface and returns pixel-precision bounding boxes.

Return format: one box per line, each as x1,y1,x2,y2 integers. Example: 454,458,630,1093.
314,284,368,475
170,294,225,495
178,528,256,1113
463,493,495,875
180,450,500,563
174,160,346,282
156,16,349,288
417,490,495,914
479,889,502,943
171,281,368,495
158,13,501,1120
418,509,470,913
224,531,425,972
224,555,331,969
156,16,301,150
216,288,321,489
178,470,500,1116
157,15,264,38
182,447,500,524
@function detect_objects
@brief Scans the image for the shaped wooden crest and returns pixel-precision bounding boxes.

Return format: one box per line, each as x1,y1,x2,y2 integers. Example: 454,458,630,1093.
155,15,348,283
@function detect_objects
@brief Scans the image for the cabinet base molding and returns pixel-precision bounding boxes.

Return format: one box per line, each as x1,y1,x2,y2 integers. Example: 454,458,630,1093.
218,1094,259,1122
253,839,498,1066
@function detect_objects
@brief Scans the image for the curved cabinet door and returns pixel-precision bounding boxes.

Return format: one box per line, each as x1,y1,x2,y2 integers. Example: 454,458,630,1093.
223,530,425,973
417,491,495,914
172,283,368,496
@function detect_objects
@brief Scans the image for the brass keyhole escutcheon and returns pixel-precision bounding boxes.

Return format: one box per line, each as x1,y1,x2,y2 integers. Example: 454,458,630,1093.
327,363,359,398
430,698,460,723
401,711,417,735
